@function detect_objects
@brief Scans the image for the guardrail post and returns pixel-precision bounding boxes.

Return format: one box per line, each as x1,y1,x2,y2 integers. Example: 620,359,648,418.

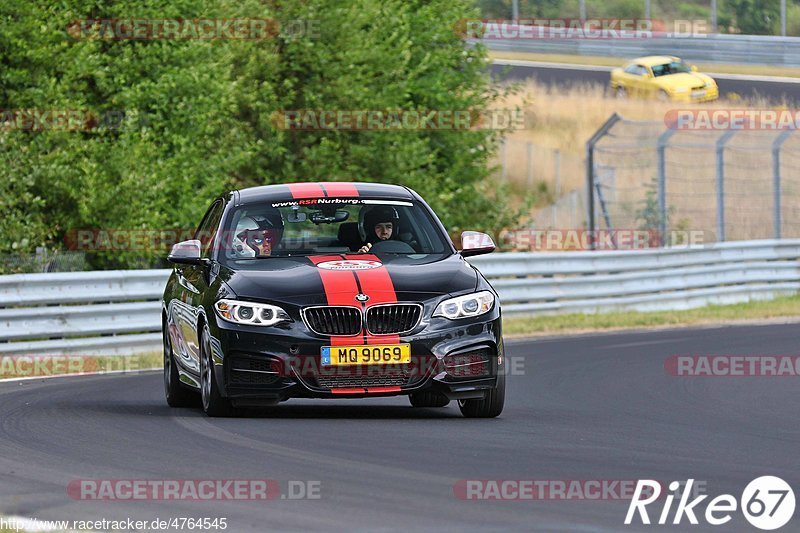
715,131,736,242
586,113,621,250
657,128,677,246
772,129,794,239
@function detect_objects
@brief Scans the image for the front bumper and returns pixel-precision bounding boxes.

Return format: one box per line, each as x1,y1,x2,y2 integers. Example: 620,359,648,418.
206,309,504,405
671,86,719,103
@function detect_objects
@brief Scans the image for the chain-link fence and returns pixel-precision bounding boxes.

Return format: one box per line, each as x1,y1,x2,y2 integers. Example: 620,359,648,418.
591,115,800,243
496,138,587,228
502,114,800,246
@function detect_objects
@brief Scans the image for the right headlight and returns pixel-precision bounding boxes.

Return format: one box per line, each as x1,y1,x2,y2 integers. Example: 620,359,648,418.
433,291,495,320
214,299,290,326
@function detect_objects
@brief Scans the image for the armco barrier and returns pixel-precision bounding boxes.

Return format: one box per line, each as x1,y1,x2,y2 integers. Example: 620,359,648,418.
0,270,170,356
469,239,800,315
479,32,800,68
0,240,797,355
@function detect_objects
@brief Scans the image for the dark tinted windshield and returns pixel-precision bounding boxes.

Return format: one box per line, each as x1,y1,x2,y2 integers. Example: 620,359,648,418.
651,61,691,77
219,198,450,265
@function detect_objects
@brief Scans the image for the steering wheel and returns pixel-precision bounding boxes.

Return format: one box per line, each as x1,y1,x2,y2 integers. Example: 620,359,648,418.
369,239,415,254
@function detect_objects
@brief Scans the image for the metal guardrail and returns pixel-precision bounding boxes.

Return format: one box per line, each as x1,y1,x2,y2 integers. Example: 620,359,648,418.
480,33,800,68
0,270,170,356
0,239,797,355
469,239,800,314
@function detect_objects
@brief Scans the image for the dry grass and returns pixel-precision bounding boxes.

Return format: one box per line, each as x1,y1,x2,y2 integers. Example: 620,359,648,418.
490,80,800,237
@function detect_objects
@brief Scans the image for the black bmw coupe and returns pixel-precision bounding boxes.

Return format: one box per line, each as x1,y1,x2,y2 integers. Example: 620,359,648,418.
162,182,505,417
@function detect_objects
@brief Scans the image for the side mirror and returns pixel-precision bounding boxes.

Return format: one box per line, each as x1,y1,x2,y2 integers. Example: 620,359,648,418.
459,231,495,258
691,65,698,72
168,239,203,265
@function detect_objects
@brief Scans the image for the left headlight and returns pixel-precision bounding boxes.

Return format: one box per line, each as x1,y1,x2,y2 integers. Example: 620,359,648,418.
214,299,291,326
433,291,495,320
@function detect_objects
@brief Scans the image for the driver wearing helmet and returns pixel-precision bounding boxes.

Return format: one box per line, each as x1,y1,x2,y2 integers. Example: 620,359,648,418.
233,209,284,258
357,206,399,253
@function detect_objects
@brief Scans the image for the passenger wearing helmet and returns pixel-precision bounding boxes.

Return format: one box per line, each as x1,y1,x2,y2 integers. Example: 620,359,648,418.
357,206,399,253
233,210,284,258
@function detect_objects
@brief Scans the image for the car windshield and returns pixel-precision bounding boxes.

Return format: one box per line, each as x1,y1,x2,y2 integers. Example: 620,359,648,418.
219,197,450,264
651,61,691,77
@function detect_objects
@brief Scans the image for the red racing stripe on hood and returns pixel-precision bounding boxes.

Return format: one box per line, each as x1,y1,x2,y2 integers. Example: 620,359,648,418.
309,256,361,346
355,254,400,344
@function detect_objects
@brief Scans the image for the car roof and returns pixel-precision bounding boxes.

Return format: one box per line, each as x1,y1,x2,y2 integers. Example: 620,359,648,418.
629,56,680,67
234,182,414,206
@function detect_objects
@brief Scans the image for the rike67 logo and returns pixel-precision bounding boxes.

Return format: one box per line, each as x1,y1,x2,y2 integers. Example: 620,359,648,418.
626,477,795,530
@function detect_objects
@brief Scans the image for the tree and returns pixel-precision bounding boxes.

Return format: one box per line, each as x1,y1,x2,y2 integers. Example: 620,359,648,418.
0,0,520,269
727,0,781,34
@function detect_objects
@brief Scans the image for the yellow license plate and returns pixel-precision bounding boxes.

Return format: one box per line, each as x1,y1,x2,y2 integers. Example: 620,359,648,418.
321,344,411,366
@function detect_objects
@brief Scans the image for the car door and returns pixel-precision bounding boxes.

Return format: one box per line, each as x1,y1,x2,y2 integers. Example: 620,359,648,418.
618,63,640,93
629,65,653,97
174,199,225,375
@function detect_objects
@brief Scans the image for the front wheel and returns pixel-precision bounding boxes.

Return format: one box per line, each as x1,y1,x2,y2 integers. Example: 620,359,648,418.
200,326,234,417
164,324,196,407
458,372,505,418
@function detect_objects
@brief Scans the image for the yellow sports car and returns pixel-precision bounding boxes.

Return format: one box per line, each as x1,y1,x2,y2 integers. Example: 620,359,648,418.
610,56,719,103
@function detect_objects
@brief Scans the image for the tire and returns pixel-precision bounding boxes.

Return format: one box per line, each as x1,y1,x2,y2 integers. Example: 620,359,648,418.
200,325,234,417
657,90,670,102
163,323,196,407
458,371,505,418
615,86,627,99
409,391,450,408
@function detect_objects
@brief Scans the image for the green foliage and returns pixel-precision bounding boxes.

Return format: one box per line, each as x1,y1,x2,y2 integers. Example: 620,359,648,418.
634,176,669,234
1,0,521,269
726,0,781,35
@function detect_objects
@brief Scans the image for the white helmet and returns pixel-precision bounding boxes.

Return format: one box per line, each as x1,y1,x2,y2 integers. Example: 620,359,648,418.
232,216,260,257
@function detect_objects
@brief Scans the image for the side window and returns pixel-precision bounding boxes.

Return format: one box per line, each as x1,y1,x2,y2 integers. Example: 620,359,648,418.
638,65,651,77
195,200,224,258
624,64,639,75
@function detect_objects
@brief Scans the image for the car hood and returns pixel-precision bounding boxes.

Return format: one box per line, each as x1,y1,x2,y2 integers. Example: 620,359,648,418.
657,72,714,89
218,254,478,306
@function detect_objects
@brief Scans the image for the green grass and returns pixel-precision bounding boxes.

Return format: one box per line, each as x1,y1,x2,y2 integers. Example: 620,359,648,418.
503,294,800,337
0,351,162,380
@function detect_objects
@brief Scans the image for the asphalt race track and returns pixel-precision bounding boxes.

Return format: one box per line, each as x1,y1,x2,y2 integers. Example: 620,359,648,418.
490,60,800,104
0,323,797,532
